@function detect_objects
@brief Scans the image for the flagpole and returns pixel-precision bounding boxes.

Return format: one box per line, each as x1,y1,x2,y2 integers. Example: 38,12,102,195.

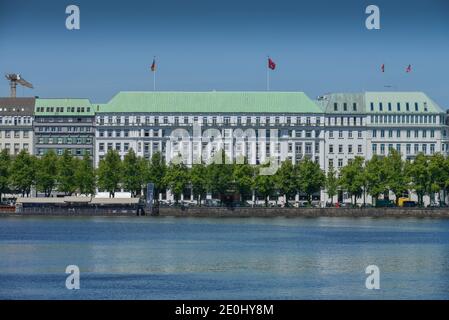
266,55,270,91
153,68,156,91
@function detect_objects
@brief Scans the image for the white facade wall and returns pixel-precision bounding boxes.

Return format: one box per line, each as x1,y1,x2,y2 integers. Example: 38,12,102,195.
0,115,34,155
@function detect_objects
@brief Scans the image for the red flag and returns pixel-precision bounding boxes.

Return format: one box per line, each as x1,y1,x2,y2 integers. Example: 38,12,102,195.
268,57,276,70
406,64,412,73
381,64,385,72
151,58,156,72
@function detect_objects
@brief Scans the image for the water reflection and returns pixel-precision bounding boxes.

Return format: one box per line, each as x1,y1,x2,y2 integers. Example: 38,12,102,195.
0,216,448,299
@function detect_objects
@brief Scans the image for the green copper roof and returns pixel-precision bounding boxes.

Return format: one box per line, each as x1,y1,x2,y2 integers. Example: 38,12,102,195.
35,98,94,116
364,92,444,113
96,92,323,114
318,92,445,114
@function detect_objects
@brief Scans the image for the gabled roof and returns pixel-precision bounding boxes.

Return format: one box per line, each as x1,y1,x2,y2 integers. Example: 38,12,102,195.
96,91,323,114
0,97,35,116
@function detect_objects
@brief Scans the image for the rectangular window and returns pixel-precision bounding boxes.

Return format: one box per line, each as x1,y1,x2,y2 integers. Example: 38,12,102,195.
99,143,104,152
358,145,362,153
329,145,334,153
348,145,353,154
397,103,401,111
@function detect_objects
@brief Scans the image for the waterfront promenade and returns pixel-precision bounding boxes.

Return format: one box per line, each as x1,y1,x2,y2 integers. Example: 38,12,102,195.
2,207,449,218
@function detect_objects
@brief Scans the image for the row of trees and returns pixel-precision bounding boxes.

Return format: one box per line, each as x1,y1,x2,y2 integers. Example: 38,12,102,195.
0,149,95,200
0,148,325,206
327,149,449,206
1,148,449,206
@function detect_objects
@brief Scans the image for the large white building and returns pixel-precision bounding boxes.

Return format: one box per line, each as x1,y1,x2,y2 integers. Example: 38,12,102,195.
91,90,448,204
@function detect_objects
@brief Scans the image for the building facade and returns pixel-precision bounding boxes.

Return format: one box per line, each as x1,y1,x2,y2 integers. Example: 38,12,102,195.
0,97,35,155
318,91,448,204
34,99,95,157
1,90,447,205
94,92,326,168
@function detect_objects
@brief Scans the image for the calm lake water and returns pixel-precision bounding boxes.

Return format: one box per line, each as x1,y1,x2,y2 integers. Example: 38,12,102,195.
0,216,448,300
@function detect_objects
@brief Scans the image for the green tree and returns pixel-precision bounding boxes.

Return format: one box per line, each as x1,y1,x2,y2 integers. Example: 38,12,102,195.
274,160,297,206
254,165,276,207
122,149,146,197
365,155,388,205
9,150,36,197
233,159,255,202
297,158,326,205
428,153,447,205
75,154,96,196
338,157,364,205
0,150,11,203
163,162,189,204
97,149,122,198
325,167,339,205
385,149,409,205
406,153,430,206
57,150,77,195
146,152,167,205
206,150,233,202
190,163,208,205
36,150,58,197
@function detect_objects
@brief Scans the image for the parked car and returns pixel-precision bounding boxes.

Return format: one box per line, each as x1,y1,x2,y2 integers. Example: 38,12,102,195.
403,201,417,207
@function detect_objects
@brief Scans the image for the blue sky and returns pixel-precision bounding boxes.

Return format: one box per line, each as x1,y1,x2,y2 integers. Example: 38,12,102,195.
0,0,448,106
